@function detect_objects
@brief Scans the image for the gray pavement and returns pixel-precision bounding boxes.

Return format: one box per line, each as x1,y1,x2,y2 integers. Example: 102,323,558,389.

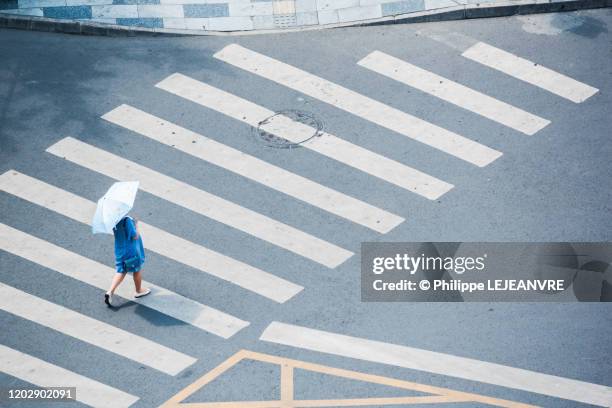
1,9,611,408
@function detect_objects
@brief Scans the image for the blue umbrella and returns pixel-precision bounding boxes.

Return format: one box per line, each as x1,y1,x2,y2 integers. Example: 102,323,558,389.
92,181,140,235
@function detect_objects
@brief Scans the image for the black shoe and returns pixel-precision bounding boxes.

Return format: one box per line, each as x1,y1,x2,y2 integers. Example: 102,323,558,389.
104,292,112,307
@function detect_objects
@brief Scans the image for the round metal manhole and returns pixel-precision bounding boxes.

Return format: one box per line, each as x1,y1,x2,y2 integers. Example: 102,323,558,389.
253,110,323,149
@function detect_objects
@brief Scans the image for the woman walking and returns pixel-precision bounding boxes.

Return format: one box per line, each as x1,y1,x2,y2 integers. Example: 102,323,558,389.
104,215,150,306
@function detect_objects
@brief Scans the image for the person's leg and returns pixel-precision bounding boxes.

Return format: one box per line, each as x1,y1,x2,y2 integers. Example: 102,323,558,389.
133,271,143,293
105,272,126,306
108,272,126,295
133,270,150,297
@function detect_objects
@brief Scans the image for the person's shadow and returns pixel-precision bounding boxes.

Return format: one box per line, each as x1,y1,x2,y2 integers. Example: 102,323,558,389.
107,289,189,327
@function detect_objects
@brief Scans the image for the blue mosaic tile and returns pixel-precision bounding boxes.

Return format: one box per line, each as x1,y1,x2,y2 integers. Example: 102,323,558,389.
0,0,18,11
183,3,229,18
116,17,163,28
112,0,160,5
43,6,92,19
381,0,425,16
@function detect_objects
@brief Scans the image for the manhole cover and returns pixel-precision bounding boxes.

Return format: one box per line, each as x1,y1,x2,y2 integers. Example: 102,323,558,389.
253,110,323,149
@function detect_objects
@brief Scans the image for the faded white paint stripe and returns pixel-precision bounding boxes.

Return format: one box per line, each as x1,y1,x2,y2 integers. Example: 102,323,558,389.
0,170,302,303
46,137,353,268
156,74,453,200
0,283,196,376
260,322,612,407
0,223,249,339
213,44,502,167
358,51,550,135
0,344,139,408
102,104,404,234
462,42,599,103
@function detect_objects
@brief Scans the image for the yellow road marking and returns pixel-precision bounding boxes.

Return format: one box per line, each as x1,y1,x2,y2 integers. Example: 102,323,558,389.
159,350,538,408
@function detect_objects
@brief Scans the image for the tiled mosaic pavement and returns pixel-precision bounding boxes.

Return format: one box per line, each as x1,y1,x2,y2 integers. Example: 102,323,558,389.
0,0,594,31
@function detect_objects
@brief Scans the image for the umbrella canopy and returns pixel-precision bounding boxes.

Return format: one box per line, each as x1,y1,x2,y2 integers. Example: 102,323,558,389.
92,181,140,235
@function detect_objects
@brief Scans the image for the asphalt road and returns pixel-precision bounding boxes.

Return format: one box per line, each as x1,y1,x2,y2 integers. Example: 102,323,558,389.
1,9,611,408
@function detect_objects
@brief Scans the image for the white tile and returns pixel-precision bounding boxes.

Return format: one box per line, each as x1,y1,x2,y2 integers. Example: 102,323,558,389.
207,16,253,31
160,0,209,3
91,5,138,18
1,8,44,16
360,0,402,4
317,0,358,11
296,10,318,25
88,17,116,23
295,0,317,12
137,4,183,18
162,17,187,28
272,0,295,13
182,17,210,29
66,0,110,5
19,0,65,8
425,0,458,8
228,1,272,16
252,14,275,29
316,9,338,24
337,4,381,21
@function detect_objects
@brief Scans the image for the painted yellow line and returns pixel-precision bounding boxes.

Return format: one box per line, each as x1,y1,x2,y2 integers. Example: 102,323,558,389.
160,349,537,408
260,322,612,407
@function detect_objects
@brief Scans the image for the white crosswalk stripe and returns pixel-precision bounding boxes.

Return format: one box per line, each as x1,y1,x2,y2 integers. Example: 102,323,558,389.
358,51,550,135
260,322,612,407
462,42,599,103
156,73,454,200
0,344,139,408
101,104,404,234
0,283,196,376
213,43,502,167
46,137,353,268
0,223,249,338
0,170,302,304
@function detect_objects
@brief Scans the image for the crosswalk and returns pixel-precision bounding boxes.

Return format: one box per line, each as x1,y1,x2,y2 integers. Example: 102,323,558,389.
0,223,250,339
462,42,599,103
358,51,551,135
0,170,302,303
0,344,139,408
0,283,196,376
101,104,404,233
1,36,600,407
156,73,455,200
46,137,353,269
213,43,503,167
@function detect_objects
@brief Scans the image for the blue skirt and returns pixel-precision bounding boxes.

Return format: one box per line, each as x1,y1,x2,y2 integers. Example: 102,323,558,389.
115,257,144,273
